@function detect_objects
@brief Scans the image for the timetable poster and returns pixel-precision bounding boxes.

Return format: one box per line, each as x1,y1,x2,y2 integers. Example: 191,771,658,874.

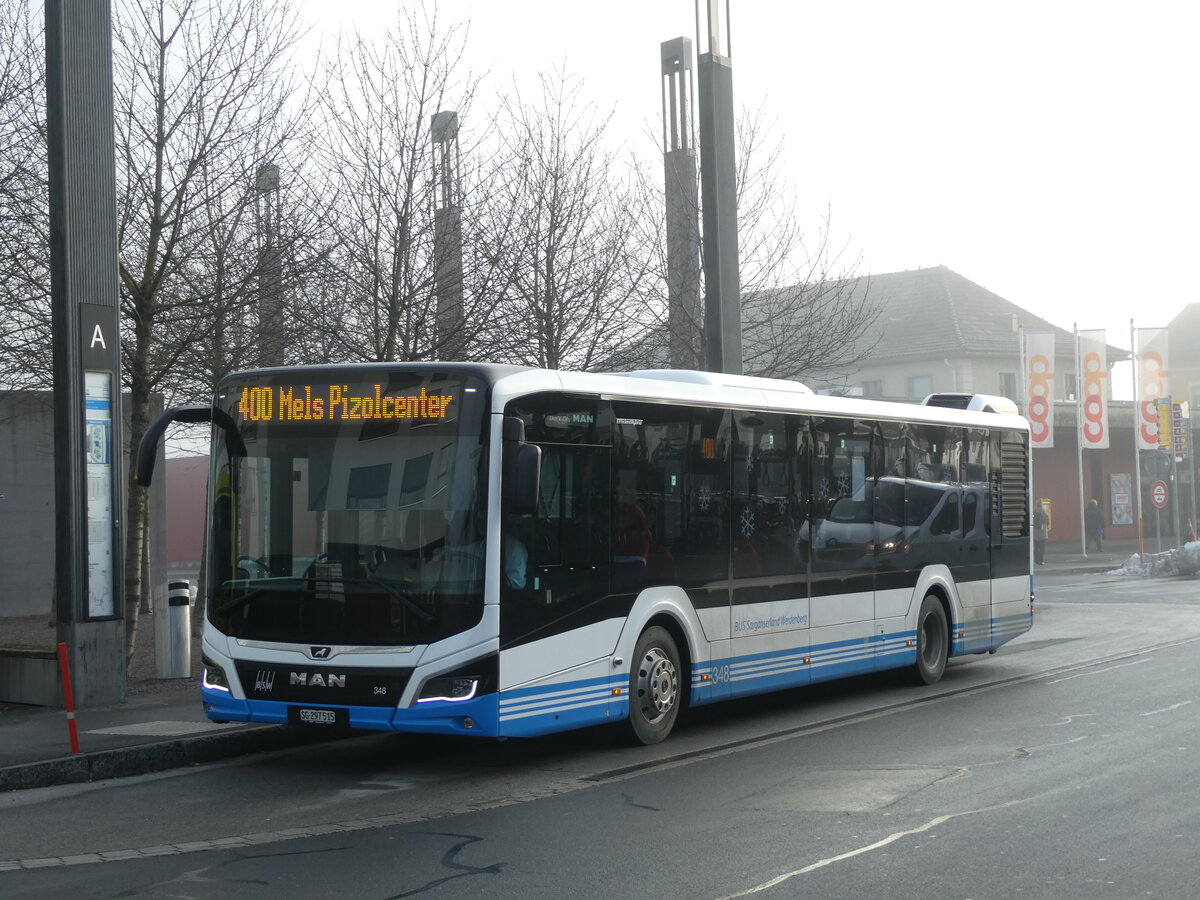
85,371,115,618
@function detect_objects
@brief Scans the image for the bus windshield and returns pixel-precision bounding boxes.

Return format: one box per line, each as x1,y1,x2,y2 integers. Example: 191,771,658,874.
207,369,490,647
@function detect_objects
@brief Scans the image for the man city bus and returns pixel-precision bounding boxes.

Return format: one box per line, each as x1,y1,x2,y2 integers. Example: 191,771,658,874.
137,363,1032,744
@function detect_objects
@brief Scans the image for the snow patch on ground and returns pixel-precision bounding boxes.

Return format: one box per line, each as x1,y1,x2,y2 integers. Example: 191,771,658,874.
1108,541,1200,577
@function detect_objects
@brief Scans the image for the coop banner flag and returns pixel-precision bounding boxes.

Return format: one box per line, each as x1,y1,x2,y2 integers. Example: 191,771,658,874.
1022,331,1056,448
1135,328,1169,451
1078,329,1109,450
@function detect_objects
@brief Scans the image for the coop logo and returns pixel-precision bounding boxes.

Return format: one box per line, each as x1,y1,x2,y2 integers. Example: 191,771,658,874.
1026,353,1053,444
254,670,276,693
1138,351,1167,445
290,671,347,688
1081,351,1108,445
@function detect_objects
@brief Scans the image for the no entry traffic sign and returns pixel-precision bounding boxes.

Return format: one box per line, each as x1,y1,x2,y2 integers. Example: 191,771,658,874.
1151,480,1168,508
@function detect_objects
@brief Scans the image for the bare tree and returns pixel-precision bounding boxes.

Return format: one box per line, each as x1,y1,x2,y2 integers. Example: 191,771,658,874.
621,105,879,383
733,108,877,384
113,0,308,660
305,4,482,364
0,0,49,390
474,69,652,371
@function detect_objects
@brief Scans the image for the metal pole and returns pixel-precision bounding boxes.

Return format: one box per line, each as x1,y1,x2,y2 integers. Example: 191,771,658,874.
696,0,741,375
46,0,126,705
1191,403,1198,541
1171,441,1180,549
662,38,702,370
256,163,283,367
432,111,464,359
1131,320,1143,559
1075,325,1087,556
1156,504,1162,553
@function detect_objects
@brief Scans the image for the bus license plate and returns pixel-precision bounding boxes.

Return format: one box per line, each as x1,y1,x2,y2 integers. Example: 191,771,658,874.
290,707,345,727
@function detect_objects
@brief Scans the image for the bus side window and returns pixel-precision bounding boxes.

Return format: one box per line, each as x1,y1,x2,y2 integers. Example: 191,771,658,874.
812,416,873,572
526,445,610,578
612,402,729,591
732,411,806,578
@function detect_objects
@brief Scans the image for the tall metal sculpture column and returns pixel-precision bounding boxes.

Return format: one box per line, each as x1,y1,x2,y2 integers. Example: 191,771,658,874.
661,38,702,371
256,163,284,367
46,0,125,704
432,111,464,360
696,0,741,375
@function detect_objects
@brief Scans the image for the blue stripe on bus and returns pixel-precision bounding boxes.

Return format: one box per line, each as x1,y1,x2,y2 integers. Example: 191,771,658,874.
203,685,504,737
204,611,1033,739
691,613,1032,703
499,675,622,720
952,612,1032,655
493,672,625,737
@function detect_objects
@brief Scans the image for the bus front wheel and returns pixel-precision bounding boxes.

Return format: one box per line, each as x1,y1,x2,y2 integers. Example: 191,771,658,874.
627,626,681,745
912,594,948,685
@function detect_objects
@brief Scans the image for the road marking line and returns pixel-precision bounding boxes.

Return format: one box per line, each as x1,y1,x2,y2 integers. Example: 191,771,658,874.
1142,700,1193,717
1044,658,1150,684
714,798,1027,899
1042,714,1097,727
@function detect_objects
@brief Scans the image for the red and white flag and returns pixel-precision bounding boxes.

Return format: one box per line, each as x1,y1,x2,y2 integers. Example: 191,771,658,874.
1022,332,1056,448
1077,329,1109,450
1135,328,1169,451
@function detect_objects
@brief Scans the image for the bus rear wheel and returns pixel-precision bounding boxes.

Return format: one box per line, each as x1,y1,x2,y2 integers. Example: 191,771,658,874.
912,593,948,685
627,626,681,745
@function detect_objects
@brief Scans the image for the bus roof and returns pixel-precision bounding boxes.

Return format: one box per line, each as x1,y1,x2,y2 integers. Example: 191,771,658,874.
490,366,1029,433
216,362,1028,433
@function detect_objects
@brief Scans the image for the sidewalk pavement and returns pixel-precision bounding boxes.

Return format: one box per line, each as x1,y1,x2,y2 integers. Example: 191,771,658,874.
1036,537,1148,576
0,537,1174,794
0,678,341,793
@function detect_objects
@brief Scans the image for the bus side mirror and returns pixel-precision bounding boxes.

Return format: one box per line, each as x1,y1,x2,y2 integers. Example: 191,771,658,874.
505,443,541,516
135,406,212,486
134,405,246,487
502,416,540,516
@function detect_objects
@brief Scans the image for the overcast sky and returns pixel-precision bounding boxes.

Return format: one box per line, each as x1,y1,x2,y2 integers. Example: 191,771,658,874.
313,1,1199,368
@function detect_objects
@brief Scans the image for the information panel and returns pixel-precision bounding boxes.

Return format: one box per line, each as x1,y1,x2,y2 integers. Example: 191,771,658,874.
84,371,115,617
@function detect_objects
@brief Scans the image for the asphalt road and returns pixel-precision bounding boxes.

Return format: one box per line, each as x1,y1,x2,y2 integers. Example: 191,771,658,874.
3,573,1199,899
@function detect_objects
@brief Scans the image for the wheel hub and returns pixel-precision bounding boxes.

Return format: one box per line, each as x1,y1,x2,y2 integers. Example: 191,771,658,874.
637,647,677,722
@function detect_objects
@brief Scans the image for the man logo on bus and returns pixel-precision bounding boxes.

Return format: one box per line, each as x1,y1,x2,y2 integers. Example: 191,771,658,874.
310,646,331,659
290,671,346,688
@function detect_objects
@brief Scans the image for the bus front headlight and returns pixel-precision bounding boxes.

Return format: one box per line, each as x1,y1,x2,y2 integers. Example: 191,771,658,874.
202,655,231,693
417,675,479,703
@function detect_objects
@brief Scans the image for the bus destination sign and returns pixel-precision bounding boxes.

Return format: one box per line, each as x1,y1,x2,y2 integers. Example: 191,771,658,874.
237,384,455,423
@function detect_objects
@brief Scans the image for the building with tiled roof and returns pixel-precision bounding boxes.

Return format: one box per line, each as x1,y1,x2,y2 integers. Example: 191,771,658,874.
1165,303,1200,410
801,265,1125,402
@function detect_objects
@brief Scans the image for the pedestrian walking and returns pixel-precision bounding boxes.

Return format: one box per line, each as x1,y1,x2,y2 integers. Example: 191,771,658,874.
1084,498,1104,552
1033,504,1049,564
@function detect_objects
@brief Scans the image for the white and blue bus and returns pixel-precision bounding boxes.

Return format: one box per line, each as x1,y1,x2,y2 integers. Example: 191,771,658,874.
138,363,1032,744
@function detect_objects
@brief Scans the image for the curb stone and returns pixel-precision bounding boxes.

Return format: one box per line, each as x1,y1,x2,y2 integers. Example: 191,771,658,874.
0,724,349,792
